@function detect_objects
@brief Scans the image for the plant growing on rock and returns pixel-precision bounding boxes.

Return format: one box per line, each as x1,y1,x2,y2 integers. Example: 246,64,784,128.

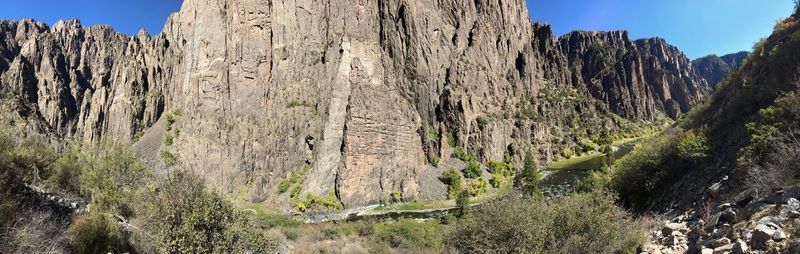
440,168,463,199
463,160,483,179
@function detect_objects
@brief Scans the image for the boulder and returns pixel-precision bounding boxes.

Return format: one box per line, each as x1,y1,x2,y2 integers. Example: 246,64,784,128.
732,239,748,254
711,238,731,248
719,208,739,224
705,213,722,232
701,248,714,254
780,198,800,219
662,222,689,236
713,243,734,253
752,223,786,244
783,186,800,202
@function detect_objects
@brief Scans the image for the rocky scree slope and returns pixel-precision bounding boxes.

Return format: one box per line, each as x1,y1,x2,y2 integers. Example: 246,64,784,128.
0,0,709,209
638,9,800,254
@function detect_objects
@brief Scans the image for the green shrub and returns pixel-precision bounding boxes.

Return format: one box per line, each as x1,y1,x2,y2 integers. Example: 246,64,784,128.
466,177,489,196
578,139,597,153
463,160,482,179
290,185,302,198
611,134,695,211
277,164,311,197
163,132,174,145
439,169,463,199
427,153,440,167
291,192,342,213
455,190,470,218
446,191,647,254
475,116,489,128
677,131,709,160
561,147,575,159
46,146,83,195
164,112,176,131
487,161,508,174
452,146,469,161
515,152,542,196
147,172,275,253
276,179,292,194
160,149,176,167
373,219,442,250
391,191,403,203
68,213,126,254
80,142,152,213
490,171,506,188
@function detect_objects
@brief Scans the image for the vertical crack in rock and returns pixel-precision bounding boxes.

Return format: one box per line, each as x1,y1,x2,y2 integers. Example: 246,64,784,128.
306,38,352,196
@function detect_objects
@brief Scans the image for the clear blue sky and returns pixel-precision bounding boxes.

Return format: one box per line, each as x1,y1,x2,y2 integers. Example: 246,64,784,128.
0,0,183,36
528,0,796,59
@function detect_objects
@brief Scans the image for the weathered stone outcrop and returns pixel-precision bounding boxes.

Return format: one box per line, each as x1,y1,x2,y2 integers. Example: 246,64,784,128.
692,51,750,88
0,0,712,208
559,31,709,119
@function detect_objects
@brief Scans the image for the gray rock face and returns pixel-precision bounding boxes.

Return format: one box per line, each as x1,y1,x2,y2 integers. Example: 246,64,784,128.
692,51,750,88
0,0,713,208
559,32,710,119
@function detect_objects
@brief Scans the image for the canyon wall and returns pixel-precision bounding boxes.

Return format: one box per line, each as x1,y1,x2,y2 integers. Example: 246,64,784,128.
0,0,710,208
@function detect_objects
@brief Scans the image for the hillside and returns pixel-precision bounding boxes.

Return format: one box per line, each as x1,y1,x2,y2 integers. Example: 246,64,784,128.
613,8,800,253
692,51,750,88
0,0,710,209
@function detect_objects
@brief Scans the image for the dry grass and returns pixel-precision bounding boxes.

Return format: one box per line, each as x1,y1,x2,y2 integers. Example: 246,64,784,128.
0,208,70,254
742,131,800,196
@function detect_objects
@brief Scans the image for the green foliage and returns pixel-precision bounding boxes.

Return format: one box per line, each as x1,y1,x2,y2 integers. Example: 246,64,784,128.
439,168,463,199
287,100,311,108
277,164,310,197
427,153,440,167
425,120,440,143
373,219,442,250
574,169,613,193
46,146,83,195
455,190,470,218
463,159,482,179
244,204,302,229
68,213,127,254
466,177,489,196
560,147,575,159
147,172,275,253
515,152,542,196
610,132,705,211
452,146,469,161
0,128,58,184
80,142,151,213
291,191,342,213
391,191,403,203
490,171,507,188
276,179,292,194
475,116,489,128
488,157,516,188
163,132,174,146
290,185,302,198
446,191,647,254
578,139,598,153
677,131,710,160
165,112,176,131
740,92,800,160
160,149,176,167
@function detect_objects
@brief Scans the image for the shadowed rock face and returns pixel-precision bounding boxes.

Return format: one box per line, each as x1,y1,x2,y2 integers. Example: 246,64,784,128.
559,31,709,119
0,0,711,208
693,51,750,88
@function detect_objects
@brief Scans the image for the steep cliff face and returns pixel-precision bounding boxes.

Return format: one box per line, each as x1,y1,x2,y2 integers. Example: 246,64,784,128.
559,31,709,119
0,0,711,208
692,51,750,87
